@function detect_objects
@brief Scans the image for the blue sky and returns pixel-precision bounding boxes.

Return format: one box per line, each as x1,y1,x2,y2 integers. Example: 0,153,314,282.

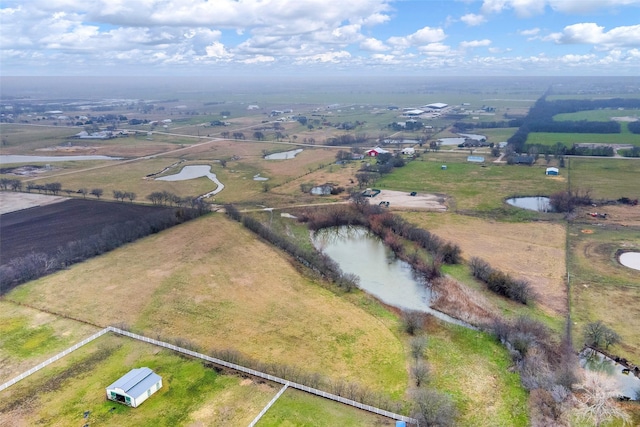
1,0,639,76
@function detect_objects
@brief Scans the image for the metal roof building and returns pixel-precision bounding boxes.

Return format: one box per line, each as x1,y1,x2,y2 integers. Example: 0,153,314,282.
106,367,162,408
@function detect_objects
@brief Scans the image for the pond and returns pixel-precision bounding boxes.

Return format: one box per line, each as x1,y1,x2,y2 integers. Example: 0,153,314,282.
0,154,122,163
580,348,640,400
155,165,224,197
437,137,466,146
506,196,552,212
264,149,303,160
312,226,471,327
458,133,486,141
619,252,640,271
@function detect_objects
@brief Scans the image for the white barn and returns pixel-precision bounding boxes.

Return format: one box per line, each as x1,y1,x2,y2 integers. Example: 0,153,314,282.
106,367,162,408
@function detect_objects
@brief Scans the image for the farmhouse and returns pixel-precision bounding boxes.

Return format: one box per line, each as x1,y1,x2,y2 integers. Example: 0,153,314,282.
366,147,390,157
545,167,559,176
106,367,162,408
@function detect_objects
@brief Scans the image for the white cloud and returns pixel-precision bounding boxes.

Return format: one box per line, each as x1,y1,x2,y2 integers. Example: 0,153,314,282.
296,50,351,63
388,26,447,49
481,0,640,17
205,42,232,59
547,23,640,48
460,13,487,26
360,37,389,52
242,55,275,64
519,28,540,36
460,39,492,48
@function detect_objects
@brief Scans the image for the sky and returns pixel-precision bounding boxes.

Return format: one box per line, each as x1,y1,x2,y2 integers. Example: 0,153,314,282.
1,0,640,76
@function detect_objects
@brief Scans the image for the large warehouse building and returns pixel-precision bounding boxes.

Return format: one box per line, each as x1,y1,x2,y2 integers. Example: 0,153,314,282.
106,367,162,408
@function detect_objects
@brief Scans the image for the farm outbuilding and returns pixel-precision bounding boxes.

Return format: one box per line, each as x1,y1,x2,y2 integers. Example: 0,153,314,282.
545,167,559,176
365,147,390,157
106,367,162,408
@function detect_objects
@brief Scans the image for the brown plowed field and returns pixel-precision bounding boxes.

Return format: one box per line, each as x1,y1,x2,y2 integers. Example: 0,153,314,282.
0,197,171,265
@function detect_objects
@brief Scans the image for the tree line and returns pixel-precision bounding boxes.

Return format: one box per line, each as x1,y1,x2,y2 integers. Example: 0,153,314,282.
508,96,640,153
0,207,207,295
469,257,533,304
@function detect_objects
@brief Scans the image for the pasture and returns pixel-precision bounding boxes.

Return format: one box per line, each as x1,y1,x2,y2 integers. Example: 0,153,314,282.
374,154,566,212
0,333,277,426
526,131,640,147
567,157,640,201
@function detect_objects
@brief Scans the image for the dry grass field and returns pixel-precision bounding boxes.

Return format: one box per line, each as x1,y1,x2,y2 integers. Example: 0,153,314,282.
6,214,408,396
568,223,640,362
401,212,567,317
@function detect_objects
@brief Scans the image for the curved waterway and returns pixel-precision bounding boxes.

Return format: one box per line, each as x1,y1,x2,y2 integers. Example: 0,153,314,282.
312,226,472,328
155,165,224,197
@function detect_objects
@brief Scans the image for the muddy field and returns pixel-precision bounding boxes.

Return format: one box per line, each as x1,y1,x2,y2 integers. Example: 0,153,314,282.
0,195,172,265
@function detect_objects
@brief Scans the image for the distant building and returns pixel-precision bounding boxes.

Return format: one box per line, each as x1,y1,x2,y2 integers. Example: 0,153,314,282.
365,147,390,157
467,155,485,163
247,105,260,110
401,147,415,155
424,103,448,109
106,368,162,408
545,167,559,176
512,155,536,165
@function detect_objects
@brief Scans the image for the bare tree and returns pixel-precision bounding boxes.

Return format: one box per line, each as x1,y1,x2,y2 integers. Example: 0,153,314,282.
574,371,630,427
410,336,428,361
78,188,88,198
583,321,621,350
412,388,457,427
90,188,103,198
411,361,430,387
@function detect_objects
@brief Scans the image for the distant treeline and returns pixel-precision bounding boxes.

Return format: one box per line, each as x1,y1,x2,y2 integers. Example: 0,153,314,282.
628,121,640,134
0,207,207,295
508,97,640,152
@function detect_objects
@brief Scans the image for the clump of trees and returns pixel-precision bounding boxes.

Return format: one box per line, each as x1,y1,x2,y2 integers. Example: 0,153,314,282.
0,178,22,191
549,188,592,213
492,317,578,426
582,320,621,351
469,257,533,304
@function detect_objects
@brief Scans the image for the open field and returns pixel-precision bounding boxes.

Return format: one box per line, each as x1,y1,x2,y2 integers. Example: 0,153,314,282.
5,214,408,395
526,131,640,147
374,154,566,212
0,301,99,383
554,110,640,122
0,191,67,214
568,157,640,201
425,321,529,427
0,197,172,265
402,212,567,319
568,222,640,362
0,333,278,426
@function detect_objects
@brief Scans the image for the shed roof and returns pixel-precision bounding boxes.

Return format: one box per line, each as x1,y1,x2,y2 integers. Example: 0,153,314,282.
107,368,161,399
546,167,559,173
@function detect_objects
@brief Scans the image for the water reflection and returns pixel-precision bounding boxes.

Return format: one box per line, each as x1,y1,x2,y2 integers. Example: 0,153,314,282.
313,226,471,327
264,149,303,160
580,348,640,400
506,196,552,212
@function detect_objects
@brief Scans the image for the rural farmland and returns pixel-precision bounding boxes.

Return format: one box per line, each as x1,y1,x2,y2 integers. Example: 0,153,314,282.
1,75,639,426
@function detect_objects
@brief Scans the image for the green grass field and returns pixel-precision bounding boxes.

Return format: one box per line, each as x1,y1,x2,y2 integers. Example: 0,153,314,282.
553,110,640,122
526,131,640,147
0,333,277,426
568,157,640,200
375,154,566,212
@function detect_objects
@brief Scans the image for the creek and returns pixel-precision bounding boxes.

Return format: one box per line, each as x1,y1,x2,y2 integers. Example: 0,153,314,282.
155,165,224,197
312,226,471,328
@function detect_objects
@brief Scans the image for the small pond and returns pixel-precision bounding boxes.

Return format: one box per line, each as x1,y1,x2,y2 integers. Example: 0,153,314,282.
253,174,269,181
580,348,640,400
506,196,552,212
0,154,122,163
312,226,470,327
155,165,224,197
264,149,303,160
458,133,486,141
619,252,640,271
437,137,466,146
